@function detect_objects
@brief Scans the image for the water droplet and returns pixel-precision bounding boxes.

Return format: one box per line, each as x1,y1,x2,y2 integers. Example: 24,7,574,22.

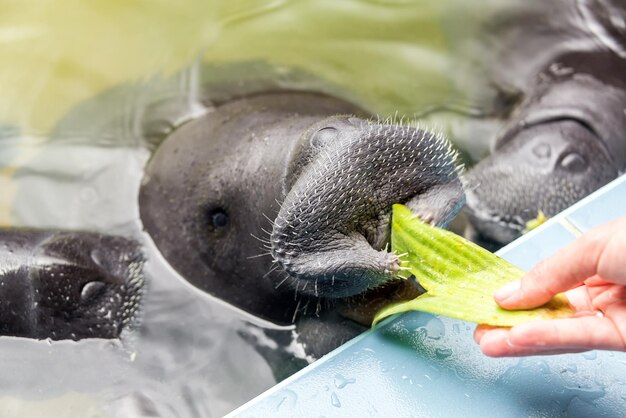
330,392,341,408
334,373,356,389
583,351,598,360
561,363,578,374
401,375,414,385
414,327,428,343
423,365,442,382
425,317,445,340
452,323,460,334
435,347,453,359
275,389,297,412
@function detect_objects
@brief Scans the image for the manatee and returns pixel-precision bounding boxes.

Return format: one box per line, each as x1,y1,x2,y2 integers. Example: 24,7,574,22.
139,91,464,325
0,230,144,340
462,0,626,248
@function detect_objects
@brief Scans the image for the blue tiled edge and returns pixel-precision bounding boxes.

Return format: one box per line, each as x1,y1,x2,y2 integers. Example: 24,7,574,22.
229,174,626,417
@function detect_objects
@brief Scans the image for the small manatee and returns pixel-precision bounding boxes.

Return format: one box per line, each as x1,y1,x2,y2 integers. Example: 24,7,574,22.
465,51,626,248
139,91,464,324
456,1,626,248
0,230,144,340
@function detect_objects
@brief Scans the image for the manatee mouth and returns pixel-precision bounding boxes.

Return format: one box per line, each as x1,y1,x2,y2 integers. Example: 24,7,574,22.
463,190,526,247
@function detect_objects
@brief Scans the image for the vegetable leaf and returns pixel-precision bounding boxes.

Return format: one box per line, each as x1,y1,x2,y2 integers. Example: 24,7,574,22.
373,204,574,326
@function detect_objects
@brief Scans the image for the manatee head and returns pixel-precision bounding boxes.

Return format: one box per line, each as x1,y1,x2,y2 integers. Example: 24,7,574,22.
465,73,626,248
28,232,144,340
139,92,464,323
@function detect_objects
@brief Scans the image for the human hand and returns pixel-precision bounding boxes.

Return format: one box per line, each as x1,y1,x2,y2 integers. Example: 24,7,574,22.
474,216,626,357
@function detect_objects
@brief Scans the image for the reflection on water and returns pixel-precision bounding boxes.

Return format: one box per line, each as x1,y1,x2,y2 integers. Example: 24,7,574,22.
2,0,624,416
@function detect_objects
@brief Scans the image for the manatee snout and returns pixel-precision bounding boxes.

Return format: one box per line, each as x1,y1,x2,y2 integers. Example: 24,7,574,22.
465,119,618,246
271,116,464,298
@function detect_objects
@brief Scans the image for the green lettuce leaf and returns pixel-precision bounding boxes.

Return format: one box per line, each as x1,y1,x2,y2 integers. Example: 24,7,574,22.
373,204,574,326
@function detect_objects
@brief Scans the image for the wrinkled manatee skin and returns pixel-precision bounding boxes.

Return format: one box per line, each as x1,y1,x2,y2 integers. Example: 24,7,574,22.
0,230,144,340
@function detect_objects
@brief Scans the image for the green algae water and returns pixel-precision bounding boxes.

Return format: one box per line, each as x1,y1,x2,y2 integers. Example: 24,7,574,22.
0,1,520,416
0,0,516,226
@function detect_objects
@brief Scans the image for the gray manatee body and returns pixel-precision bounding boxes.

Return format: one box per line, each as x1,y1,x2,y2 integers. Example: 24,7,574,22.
464,1,626,248
139,91,464,325
0,230,144,340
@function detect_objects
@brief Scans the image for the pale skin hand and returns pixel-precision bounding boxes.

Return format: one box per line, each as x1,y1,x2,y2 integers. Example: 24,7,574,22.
474,216,626,357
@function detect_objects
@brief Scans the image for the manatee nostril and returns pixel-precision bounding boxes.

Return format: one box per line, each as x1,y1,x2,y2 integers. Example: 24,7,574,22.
559,152,587,172
208,208,229,229
80,281,106,303
532,143,551,158
310,127,338,147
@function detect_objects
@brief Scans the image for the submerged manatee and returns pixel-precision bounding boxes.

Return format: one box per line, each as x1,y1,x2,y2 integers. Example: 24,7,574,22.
0,230,144,339
464,1,626,248
139,91,464,325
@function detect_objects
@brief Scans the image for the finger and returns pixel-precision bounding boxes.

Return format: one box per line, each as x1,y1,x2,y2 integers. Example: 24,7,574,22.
585,275,610,287
495,226,615,310
591,285,626,313
474,324,499,343
477,328,585,357
508,316,626,351
564,285,593,312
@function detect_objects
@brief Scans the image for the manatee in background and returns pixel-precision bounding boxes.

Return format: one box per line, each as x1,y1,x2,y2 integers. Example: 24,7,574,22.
0,230,144,339
139,91,464,329
462,0,626,248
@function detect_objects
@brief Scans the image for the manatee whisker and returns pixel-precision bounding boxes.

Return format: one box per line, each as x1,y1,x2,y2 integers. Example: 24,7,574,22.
301,299,311,316
274,275,290,290
262,264,280,279
250,233,271,245
291,299,302,323
246,252,272,260
262,213,276,225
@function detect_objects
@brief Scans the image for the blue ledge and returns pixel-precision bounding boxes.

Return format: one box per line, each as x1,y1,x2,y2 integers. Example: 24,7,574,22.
229,174,626,417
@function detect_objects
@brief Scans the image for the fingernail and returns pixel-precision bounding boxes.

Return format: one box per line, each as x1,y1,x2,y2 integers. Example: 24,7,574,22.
495,280,521,303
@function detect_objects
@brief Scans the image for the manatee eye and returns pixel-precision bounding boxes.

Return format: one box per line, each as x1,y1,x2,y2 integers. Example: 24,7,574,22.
559,152,587,172
208,207,229,229
310,127,338,147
